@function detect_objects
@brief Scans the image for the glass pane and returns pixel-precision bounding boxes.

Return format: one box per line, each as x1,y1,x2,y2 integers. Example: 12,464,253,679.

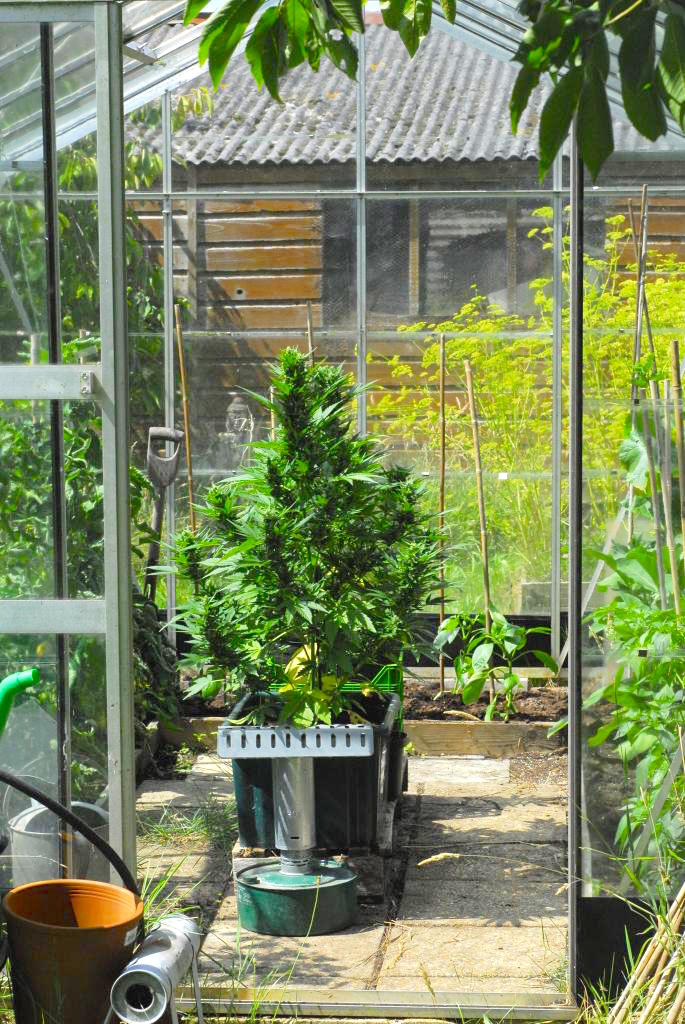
0,401,54,598
54,24,97,194
64,401,104,599
127,196,165,465
60,198,100,353
0,634,110,887
125,99,163,192
367,197,555,616
174,196,356,509
0,197,47,362
581,193,685,900
171,61,356,191
365,22,550,191
0,23,43,189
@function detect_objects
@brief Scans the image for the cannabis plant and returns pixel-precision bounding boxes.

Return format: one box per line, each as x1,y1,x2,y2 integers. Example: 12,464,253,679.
174,348,441,726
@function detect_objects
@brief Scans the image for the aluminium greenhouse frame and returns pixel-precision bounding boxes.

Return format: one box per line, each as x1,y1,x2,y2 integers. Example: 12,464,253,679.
0,0,135,871
2,0,685,1016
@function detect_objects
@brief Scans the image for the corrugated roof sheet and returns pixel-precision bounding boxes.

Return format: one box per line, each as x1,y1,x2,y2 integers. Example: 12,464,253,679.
163,23,681,169
170,26,547,167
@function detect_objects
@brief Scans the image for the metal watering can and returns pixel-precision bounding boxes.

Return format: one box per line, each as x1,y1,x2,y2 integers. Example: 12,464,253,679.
0,668,110,885
0,670,205,1024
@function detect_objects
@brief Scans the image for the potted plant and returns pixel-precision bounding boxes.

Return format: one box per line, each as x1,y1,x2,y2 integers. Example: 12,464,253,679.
173,348,441,854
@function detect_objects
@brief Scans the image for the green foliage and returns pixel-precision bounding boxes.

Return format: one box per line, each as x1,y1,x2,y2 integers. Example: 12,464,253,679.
184,0,453,101
436,610,556,720
512,0,685,180
174,348,441,726
370,208,685,609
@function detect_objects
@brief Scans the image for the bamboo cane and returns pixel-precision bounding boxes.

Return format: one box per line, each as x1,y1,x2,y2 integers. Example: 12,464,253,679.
628,190,650,543
174,304,196,533
670,339,685,582
662,380,681,614
439,333,446,697
270,385,277,440
608,882,685,1024
641,389,668,610
608,881,685,1024
464,360,492,700
306,301,314,365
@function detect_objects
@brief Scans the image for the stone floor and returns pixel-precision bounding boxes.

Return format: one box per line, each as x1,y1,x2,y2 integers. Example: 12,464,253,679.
137,750,568,1001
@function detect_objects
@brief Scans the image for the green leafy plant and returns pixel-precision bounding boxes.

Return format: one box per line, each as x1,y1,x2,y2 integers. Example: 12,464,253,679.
173,348,441,726
436,610,557,720
581,367,685,890
369,209,685,612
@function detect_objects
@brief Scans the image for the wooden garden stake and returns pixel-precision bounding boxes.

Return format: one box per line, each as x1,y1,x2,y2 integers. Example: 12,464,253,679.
670,338,685,578
174,304,196,533
464,359,493,697
439,333,446,696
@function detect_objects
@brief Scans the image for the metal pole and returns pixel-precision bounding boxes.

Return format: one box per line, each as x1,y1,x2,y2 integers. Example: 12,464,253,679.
551,152,563,662
95,1,136,871
162,89,177,639
355,30,367,436
567,121,583,1001
40,23,72,872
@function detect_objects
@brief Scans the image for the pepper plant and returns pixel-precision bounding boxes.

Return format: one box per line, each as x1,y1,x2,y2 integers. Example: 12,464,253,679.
174,348,441,727
436,610,556,721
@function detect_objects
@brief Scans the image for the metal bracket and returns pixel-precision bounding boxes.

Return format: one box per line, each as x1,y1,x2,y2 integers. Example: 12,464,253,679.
217,723,374,759
80,370,94,396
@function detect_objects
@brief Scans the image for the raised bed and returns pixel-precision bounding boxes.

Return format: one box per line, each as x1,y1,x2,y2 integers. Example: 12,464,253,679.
404,719,564,757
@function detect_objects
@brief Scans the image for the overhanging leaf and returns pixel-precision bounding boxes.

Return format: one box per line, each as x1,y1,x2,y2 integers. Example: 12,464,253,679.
619,11,667,141
246,7,283,100
538,66,583,181
511,64,540,135
184,0,210,25
577,65,614,181
328,0,364,33
659,14,685,130
201,0,262,87
439,0,456,22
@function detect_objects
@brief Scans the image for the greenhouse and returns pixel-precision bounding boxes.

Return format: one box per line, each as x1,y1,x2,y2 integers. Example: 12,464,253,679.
0,0,685,1021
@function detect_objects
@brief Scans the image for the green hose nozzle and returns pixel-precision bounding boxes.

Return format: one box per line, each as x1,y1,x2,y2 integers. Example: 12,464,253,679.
0,668,40,739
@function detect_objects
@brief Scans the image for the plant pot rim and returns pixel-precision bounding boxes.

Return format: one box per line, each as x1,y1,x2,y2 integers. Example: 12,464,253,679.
3,879,144,934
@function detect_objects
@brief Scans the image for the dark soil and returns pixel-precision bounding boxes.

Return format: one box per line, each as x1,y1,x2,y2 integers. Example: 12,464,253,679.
178,675,568,724
403,678,568,722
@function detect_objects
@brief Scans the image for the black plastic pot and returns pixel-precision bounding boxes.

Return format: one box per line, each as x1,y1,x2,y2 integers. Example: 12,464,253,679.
231,692,401,852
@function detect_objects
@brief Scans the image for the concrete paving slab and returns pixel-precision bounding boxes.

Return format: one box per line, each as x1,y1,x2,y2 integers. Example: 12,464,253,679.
407,757,510,792
397,880,565,928
376,923,566,982
403,842,567,885
199,919,387,987
414,795,566,846
136,776,233,808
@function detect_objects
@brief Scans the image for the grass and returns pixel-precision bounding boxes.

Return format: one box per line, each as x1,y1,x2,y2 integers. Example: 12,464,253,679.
137,796,238,856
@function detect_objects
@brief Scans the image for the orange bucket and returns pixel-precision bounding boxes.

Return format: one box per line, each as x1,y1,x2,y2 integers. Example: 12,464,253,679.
3,878,143,1024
